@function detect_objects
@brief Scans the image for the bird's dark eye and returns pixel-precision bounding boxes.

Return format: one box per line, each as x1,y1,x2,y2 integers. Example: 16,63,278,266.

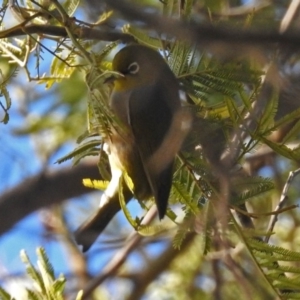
128,62,139,74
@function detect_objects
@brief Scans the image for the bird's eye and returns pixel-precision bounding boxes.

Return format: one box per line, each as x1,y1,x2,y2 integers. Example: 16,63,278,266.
128,62,139,74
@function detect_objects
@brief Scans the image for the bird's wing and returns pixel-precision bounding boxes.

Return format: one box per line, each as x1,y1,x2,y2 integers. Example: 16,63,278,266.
128,83,176,219
74,184,133,252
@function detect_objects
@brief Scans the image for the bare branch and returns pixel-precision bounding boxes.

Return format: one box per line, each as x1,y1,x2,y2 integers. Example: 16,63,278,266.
280,0,300,33
81,206,158,299
265,168,300,242
3,1,300,53
104,0,300,50
0,24,134,41
126,232,196,300
0,161,99,236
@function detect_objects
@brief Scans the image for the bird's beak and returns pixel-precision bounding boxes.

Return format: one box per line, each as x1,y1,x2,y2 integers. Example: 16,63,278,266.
104,72,124,84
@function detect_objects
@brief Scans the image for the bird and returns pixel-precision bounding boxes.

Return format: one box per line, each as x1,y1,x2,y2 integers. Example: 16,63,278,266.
75,44,191,251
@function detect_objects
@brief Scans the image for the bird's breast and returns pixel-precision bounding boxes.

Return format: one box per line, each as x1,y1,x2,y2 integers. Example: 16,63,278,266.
108,87,153,200
109,89,132,126
108,132,152,200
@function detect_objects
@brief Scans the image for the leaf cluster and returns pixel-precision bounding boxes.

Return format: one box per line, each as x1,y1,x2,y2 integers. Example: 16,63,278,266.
0,248,82,300
2,0,300,298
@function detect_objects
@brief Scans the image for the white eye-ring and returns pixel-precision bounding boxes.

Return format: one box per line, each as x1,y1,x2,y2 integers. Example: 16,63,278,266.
128,62,139,74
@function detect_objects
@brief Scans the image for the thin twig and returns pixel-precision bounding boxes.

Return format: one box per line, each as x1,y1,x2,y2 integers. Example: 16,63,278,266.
103,0,300,49
126,232,196,300
213,2,270,17
0,161,99,237
3,2,300,50
280,0,300,33
233,203,298,218
265,168,300,243
81,205,157,299
49,0,94,65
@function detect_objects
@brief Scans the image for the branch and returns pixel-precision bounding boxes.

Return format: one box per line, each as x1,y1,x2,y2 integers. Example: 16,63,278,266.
0,161,99,236
104,0,300,49
280,0,300,33
126,232,196,300
0,24,134,41
3,1,300,51
81,206,158,299
265,168,300,242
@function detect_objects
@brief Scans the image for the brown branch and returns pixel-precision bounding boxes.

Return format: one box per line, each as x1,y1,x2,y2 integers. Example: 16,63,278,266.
40,206,90,289
280,0,300,33
3,1,300,51
265,168,300,242
104,0,300,49
81,206,158,299
0,160,99,236
126,232,196,300
0,23,134,41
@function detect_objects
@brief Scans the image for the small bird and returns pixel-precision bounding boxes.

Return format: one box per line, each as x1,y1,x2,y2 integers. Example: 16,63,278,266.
75,44,191,251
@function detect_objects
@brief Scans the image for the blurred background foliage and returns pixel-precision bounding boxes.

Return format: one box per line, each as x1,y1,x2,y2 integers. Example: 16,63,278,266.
1,0,300,299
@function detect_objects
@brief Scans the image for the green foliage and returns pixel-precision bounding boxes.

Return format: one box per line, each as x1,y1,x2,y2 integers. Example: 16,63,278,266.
82,178,109,190
0,248,82,300
230,176,274,206
0,286,15,300
244,238,300,295
56,136,102,167
123,25,162,48
3,0,300,298
138,223,169,236
118,177,139,230
0,66,17,124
